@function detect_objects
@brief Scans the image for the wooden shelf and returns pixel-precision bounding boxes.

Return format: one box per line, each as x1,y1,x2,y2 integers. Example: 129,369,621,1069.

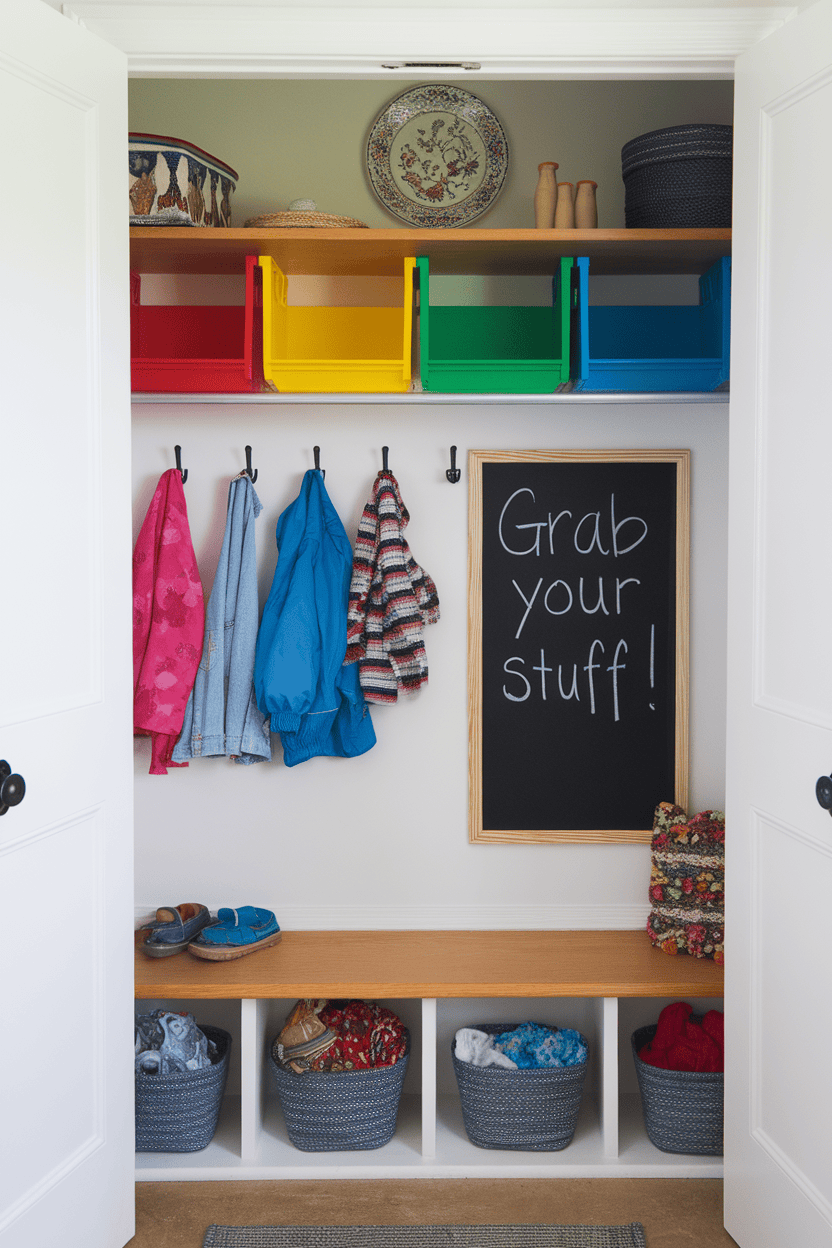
135,929,724,1000
129,227,731,278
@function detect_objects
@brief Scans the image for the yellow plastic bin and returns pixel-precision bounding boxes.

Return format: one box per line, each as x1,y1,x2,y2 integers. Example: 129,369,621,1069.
258,255,415,393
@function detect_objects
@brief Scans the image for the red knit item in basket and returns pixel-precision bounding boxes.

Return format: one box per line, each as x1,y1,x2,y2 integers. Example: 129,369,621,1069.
638,1001,724,1073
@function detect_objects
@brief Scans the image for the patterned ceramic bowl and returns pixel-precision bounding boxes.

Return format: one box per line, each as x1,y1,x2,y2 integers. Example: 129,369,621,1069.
129,133,238,227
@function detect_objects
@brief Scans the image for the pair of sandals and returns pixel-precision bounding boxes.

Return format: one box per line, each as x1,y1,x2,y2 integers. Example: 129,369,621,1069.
140,904,282,961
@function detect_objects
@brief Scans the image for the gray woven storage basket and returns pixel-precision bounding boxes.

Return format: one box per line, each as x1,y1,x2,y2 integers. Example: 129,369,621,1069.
621,123,733,228
452,1023,588,1151
135,1024,231,1153
268,1030,410,1151
632,1024,723,1156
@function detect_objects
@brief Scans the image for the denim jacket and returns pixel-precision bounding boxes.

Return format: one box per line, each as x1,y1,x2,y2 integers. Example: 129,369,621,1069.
173,474,271,765
253,469,375,766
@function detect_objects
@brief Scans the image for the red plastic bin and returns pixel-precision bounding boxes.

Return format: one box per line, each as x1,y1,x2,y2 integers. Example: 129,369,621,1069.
131,254,263,393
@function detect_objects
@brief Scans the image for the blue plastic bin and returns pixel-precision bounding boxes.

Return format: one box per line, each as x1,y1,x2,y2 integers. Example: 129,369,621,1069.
569,255,730,392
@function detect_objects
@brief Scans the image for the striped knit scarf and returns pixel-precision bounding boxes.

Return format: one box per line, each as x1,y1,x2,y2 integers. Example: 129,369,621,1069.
345,471,440,703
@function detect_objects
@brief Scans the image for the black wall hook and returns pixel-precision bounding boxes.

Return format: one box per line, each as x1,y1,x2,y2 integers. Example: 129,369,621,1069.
174,445,188,484
244,445,258,483
313,446,325,479
382,445,390,472
446,445,461,484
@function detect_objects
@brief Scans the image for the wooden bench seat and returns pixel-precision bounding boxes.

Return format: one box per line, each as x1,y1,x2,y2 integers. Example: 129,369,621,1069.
135,929,724,1000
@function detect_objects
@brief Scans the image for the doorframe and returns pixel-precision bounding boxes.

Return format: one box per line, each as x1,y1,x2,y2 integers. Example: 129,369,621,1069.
64,4,793,79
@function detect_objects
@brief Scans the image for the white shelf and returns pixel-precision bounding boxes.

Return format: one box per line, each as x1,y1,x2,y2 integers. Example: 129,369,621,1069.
258,1091,425,1175
617,1093,723,1176
135,1091,722,1182
431,1092,721,1178
136,1093,426,1181
131,391,729,406
136,1094,245,1180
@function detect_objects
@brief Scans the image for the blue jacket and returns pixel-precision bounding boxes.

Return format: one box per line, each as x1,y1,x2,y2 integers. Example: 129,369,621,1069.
173,475,271,765
253,469,376,766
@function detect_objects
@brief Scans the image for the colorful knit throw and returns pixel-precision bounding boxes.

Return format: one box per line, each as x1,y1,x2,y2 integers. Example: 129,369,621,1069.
345,471,439,703
646,801,725,962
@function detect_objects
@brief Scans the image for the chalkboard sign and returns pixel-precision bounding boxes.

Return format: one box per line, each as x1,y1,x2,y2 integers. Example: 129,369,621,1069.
468,450,689,843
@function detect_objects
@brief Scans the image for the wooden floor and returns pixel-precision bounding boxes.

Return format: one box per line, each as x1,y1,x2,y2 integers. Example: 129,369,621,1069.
130,1178,738,1248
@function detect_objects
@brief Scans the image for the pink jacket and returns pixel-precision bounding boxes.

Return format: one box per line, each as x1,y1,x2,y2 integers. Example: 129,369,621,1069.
133,469,204,774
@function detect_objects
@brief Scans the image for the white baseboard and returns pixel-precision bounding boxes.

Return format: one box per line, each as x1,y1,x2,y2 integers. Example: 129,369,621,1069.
135,903,650,931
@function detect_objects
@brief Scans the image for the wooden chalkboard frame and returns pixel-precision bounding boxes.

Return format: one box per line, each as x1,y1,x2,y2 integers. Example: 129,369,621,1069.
468,449,690,844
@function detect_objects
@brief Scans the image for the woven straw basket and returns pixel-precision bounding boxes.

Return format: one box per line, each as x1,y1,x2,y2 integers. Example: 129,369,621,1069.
135,1025,231,1153
268,1030,410,1151
632,1024,724,1156
452,1024,588,1151
244,212,368,229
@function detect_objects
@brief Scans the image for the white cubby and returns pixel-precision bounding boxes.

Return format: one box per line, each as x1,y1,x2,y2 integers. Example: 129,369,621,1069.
135,993,723,1181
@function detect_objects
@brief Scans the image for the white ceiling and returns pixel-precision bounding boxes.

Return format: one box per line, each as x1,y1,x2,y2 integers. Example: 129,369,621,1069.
49,0,800,7
54,1,800,75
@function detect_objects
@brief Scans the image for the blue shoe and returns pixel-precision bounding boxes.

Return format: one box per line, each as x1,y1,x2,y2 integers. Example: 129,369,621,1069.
141,903,211,958
188,906,281,961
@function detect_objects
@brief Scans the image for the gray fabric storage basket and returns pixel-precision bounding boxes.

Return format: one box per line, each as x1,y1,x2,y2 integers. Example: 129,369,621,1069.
452,1023,589,1151
268,1030,410,1151
621,123,733,228
632,1024,723,1156
135,1024,231,1153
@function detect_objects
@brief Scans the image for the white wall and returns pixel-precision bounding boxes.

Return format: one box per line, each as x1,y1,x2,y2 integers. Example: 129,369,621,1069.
132,397,728,929
130,73,730,930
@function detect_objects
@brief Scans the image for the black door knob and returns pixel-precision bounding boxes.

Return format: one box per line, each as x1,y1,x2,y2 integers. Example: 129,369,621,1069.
0,760,25,816
816,774,832,812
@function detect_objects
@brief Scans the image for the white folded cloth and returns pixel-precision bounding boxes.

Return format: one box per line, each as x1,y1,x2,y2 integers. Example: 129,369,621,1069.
454,1027,517,1069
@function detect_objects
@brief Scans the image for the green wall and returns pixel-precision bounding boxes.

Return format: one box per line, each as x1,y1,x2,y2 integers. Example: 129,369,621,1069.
129,78,734,229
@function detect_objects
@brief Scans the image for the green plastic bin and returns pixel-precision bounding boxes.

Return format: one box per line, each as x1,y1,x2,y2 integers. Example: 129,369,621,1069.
416,256,573,394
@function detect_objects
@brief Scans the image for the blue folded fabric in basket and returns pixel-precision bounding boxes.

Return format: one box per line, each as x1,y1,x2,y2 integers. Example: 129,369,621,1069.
491,1022,588,1069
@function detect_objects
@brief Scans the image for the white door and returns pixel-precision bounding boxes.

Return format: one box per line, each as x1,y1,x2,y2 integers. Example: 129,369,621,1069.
726,2,832,1245
0,3,134,1247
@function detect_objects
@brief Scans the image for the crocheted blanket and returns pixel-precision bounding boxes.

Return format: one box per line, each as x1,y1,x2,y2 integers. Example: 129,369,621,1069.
646,801,725,962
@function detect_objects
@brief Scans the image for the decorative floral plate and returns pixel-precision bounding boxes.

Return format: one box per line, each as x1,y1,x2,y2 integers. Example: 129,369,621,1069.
366,85,509,227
